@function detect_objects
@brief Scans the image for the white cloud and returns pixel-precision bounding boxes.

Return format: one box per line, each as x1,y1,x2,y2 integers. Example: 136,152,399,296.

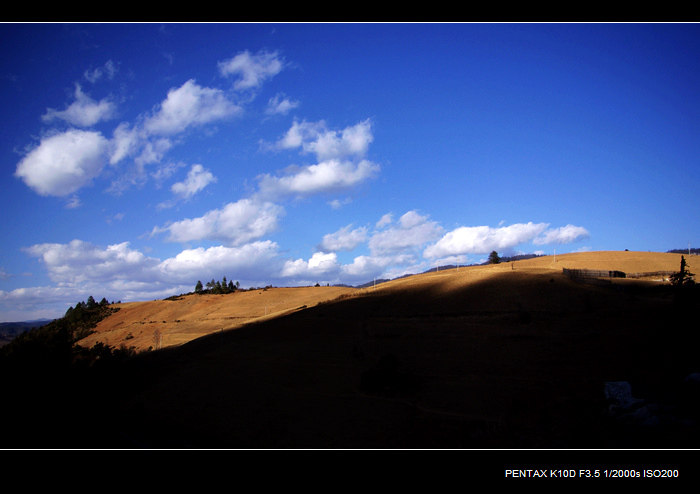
258,119,379,199
14,129,109,196
533,224,590,245
257,159,379,200
143,79,241,136
376,213,393,228
109,122,142,165
171,164,217,200
423,222,550,259
369,211,444,256
218,50,284,90
158,241,281,283
265,93,299,115
150,161,187,187
134,137,173,166
24,240,160,285
84,60,118,83
153,198,284,246
275,119,373,162
42,84,117,127
319,225,368,252
328,197,352,209
339,255,395,282
281,252,339,280
16,239,283,306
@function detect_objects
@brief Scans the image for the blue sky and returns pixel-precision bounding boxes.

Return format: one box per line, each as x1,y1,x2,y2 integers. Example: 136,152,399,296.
1,23,699,322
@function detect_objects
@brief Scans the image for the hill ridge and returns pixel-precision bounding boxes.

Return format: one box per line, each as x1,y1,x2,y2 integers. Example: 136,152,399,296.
76,250,692,353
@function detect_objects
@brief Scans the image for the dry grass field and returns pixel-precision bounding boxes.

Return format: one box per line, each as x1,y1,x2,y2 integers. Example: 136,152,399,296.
78,251,689,353
57,251,700,448
77,285,358,352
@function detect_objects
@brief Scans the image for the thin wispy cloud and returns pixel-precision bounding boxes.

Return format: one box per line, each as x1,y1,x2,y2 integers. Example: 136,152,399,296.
42,84,117,127
218,49,285,90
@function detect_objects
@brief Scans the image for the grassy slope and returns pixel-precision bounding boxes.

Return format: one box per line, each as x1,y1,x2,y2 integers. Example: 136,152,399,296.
56,251,698,449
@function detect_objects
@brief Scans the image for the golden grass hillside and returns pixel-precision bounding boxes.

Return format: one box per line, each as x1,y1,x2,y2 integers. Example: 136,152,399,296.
51,250,699,449
77,251,692,353
77,285,358,352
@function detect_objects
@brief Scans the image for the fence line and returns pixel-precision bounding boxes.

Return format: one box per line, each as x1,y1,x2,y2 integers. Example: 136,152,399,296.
563,268,676,286
562,268,626,280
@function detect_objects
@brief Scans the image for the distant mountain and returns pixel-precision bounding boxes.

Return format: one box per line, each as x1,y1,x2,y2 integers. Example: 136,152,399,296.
667,248,699,255
0,319,53,347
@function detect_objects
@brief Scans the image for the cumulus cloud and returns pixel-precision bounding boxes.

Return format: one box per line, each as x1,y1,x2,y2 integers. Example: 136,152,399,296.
319,225,368,252
171,164,217,200
339,255,395,282
153,198,284,246
42,84,117,127
423,222,588,259
281,252,339,280
369,211,444,256
275,119,373,161
257,119,379,199
424,223,547,259
143,79,242,136
14,129,110,196
18,238,283,301
23,240,160,285
218,50,285,90
158,241,281,283
256,159,379,200
533,224,590,245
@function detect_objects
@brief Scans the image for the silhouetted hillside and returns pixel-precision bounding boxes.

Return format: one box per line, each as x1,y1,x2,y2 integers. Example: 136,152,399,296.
1,251,698,449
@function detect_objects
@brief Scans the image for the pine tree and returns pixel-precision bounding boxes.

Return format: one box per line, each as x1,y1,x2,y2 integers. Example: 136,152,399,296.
488,251,501,264
670,255,695,286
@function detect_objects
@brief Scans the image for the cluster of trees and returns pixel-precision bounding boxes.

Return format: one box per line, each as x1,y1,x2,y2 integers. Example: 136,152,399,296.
195,276,240,295
1,296,124,373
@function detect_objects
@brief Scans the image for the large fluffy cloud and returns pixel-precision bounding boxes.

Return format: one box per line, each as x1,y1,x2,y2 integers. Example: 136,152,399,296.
423,222,590,259
153,198,284,246
14,129,110,196
143,79,242,136
424,223,548,259
23,240,160,284
256,159,379,199
281,252,339,280
257,119,379,200
275,119,373,161
158,241,281,283
17,238,283,304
